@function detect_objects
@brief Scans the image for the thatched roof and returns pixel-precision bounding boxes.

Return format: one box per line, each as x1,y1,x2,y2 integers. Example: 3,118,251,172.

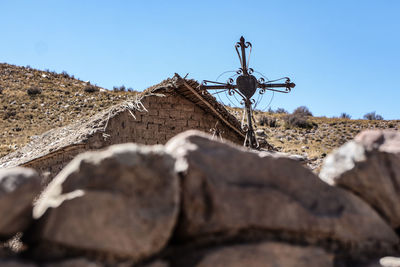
0,74,244,168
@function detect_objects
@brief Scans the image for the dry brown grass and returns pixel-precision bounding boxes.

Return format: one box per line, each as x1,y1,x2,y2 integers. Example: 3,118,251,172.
1,63,398,170
0,63,138,157
227,107,399,171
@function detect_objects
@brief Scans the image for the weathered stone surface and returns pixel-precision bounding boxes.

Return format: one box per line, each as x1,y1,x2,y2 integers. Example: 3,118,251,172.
0,260,37,267
44,258,103,267
320,130,400,229
366,256,400,267
142,260,169,267
379,257,400,267
0,167,41,239
194,242,333,267
33,143,179,261
165,130,398,247
255,129,266,137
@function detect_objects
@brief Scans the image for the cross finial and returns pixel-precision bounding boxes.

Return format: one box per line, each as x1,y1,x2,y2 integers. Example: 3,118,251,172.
235,36,252,76
200,36,295,149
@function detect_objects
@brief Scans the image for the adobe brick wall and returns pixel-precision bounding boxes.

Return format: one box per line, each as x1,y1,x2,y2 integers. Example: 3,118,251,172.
23,92,243,180
100,93,243,146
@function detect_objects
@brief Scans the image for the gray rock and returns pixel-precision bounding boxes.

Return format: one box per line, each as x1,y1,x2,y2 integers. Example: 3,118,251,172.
380,257,400,267
195,242,333,267
366,257,400,267
320,130,400,228
255,129,266,137
258,150,307,162
142,261,169,267
44,258,103,267
165,130,398,247
0,260,37,267
0,167,41,239
33,143,179,261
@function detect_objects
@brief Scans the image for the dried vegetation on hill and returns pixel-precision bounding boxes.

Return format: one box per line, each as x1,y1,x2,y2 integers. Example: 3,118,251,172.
0,63,137,157
1,63,398,172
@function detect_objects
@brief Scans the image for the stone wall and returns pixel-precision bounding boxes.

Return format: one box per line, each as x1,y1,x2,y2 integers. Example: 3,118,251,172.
23,92,243,179
2,130,400,267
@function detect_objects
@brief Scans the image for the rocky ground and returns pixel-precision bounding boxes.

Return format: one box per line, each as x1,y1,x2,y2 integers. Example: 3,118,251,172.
228,108,400,172
1,63,400,266
1,129,400,266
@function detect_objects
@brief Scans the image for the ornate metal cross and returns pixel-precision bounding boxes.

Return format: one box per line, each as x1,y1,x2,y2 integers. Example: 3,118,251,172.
200,36,295,149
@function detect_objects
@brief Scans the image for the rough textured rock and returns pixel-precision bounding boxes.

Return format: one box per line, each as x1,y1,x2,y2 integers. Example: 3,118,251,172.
32,143,179,261
0,167,41,239
379,257,400,267
366,256,400,267
320,130,400,229
165,130,398,248
44,258,103,267
142,260,169,267
193,242,333,267
0,260,37,267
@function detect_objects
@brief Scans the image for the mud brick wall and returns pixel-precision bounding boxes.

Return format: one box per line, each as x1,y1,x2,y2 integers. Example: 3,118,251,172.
23,145,87,184
101,93,243,146
23,92,243,179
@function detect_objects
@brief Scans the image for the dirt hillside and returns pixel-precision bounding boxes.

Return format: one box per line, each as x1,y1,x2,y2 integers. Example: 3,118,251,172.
0,63,137,157
1,63,398,171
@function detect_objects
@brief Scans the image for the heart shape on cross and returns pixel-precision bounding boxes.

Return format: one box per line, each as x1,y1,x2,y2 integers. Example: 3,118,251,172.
236,75,257,99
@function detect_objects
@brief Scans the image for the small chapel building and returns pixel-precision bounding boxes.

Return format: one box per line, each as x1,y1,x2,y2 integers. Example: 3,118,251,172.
0,74,245,178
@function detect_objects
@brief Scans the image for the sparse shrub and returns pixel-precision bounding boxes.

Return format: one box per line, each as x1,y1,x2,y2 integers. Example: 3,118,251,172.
259,116,277,127
363,111,384,120
113,85,126,92
3,110,16,120
61,71,70,78
267,107,274,114
293,106,313,117
340,113,351,119
27,87,42,95
127,87,134,92
84,85,98,93
275,108,288,114
284,113,317,129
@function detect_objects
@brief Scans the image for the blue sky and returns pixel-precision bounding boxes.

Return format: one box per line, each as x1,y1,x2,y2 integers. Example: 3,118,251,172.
1,0,399,119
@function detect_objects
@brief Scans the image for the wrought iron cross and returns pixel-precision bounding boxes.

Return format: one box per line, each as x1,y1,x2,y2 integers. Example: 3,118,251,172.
200,36,295,148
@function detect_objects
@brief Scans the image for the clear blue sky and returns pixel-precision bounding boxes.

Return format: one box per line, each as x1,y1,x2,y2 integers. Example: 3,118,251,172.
1,0,399,119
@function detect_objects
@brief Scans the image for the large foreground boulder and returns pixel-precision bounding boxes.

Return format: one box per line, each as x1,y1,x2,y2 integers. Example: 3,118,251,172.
320,130,400,229
0,167,41,239
32,144,179,261
165,131,398,248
